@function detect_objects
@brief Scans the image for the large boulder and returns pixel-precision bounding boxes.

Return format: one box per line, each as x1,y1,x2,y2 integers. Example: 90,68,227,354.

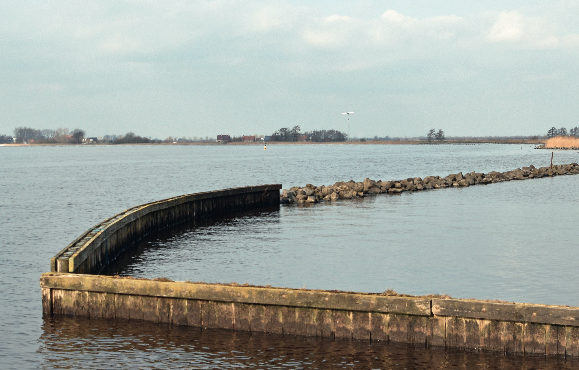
367,187,381,194
381,181,393,191
363,178,376,192
339,190,353,199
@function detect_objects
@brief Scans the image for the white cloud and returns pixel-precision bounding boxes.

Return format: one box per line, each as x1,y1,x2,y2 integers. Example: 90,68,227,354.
302,9,465,51
380,9,415,25
486,10,561,48
301,14,356,48
487,11,526,42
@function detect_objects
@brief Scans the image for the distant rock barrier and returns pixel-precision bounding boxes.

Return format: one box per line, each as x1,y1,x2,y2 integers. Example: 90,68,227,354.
281,163,579,204
536,145,579,150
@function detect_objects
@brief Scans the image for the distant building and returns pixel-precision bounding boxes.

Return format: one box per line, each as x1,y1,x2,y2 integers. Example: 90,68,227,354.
83,137,98,144
297,135,309,141
217,135,231,142
242,135,255,142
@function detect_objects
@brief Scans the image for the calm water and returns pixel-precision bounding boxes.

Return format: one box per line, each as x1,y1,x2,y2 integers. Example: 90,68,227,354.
2,143,579,369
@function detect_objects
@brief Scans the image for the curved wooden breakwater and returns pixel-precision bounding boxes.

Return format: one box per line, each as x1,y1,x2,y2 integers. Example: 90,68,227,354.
41,165,579,357
50,185,282,274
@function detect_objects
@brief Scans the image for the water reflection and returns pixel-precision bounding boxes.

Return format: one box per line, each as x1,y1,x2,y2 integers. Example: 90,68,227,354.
103,207,281,278
39,316,578,369
104,176,579,307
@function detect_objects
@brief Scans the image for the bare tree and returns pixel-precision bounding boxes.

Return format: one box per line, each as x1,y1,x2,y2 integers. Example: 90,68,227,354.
427,129,435,143
435,129,445,141
55,128,70,142
41,129,55,139
547,127,558,138
559,127,568,136
13,127,44,142
291,125,301,141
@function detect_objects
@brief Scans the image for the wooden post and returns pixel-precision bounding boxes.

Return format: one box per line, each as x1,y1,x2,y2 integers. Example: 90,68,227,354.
551,152,554,168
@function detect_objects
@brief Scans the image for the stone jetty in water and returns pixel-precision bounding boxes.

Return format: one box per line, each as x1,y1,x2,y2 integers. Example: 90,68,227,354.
280,163,579,204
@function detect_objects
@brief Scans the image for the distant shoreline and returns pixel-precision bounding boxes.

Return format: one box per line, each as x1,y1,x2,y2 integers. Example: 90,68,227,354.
2,138,546,147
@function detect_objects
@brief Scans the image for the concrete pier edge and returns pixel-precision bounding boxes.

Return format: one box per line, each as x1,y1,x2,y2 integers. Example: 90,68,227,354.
40,181,579,356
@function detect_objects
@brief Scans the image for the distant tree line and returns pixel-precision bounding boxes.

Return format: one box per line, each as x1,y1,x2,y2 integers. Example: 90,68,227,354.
548,127,579,138
112,132,161,144
426,129,445,142
11,127,85,143
270,126,302,141
270,126,347,142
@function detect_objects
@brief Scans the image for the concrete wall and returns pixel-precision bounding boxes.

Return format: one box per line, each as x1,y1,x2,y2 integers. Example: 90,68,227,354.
42,182,579,357
40,273,579,356
50,185,281,274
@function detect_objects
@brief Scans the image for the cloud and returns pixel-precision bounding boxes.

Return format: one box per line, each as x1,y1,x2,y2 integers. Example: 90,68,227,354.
302,14,356,48
3,2,579,138
487,11,525,42
486,11,560,48
297,9,468,73
302,9,466,49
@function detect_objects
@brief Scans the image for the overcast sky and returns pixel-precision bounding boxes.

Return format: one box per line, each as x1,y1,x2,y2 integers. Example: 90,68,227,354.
1,1,579,139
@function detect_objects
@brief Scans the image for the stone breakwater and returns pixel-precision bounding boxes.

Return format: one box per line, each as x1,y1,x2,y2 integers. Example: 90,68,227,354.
280,163,579,204
536,145,579,150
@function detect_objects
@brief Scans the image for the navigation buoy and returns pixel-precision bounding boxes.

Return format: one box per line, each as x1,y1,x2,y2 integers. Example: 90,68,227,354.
264,144,267,150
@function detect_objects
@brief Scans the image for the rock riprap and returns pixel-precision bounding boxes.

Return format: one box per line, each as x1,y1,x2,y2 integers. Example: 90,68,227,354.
280,163,579,204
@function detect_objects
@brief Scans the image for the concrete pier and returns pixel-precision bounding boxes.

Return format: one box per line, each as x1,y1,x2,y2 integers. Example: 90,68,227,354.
40,182,579,357
40,273,579,356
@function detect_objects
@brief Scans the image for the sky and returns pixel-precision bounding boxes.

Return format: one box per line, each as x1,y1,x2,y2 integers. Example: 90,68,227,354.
1,1,579,139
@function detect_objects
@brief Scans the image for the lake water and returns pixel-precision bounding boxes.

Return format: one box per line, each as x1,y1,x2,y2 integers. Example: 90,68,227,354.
2,143,579,369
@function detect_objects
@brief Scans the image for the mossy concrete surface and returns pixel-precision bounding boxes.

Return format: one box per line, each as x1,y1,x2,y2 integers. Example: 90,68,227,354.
40,273,431,315
433,298,579,327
